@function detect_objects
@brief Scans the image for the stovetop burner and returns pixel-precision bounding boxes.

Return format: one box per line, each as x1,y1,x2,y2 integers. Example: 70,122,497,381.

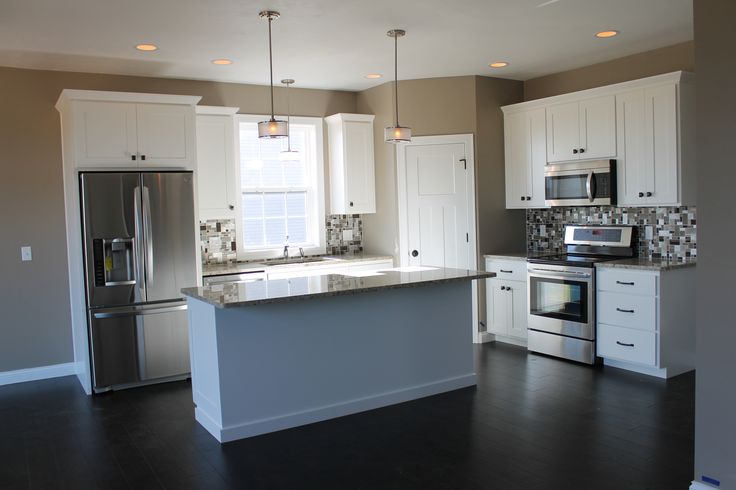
527,253,619,268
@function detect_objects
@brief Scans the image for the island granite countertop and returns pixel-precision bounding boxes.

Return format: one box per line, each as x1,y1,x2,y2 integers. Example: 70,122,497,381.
596,257,697,271
183,267,494,308
202,253,394,277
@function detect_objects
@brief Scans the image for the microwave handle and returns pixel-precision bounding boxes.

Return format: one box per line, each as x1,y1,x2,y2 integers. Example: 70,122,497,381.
586,171,595,202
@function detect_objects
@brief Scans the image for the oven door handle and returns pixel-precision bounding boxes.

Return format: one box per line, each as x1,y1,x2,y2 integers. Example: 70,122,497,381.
528,267,592,279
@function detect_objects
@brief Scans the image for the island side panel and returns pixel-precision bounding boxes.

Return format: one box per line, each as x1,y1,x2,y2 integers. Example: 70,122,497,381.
186,298,224,436
213,280,476,442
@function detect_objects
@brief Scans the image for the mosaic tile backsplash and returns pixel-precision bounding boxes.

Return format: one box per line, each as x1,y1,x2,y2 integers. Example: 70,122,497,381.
526,206,697,260
200,215,363,265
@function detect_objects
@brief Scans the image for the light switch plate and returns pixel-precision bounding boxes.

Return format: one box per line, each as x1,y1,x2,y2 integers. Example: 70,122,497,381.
21,246,32,261
342,229,354,241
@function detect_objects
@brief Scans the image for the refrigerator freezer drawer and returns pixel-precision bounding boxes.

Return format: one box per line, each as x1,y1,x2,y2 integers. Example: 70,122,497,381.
89,302,190,391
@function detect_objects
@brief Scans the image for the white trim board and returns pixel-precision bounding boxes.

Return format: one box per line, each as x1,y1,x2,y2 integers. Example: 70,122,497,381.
690,481,719,490
0,362,76,387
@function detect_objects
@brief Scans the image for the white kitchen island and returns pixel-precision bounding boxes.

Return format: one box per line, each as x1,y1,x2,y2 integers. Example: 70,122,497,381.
181,267,492,443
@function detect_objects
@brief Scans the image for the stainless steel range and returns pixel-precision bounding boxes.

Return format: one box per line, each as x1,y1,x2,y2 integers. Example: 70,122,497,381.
526,225,636,364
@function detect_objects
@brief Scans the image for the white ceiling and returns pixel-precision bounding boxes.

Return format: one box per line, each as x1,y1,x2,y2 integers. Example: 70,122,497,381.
0,0,693,91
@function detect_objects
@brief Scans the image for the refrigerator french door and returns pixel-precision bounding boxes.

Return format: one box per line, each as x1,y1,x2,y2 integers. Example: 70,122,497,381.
80,172,196,392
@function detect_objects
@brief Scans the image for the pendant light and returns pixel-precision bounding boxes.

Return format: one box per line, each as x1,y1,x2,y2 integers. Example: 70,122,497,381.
279,79,300,161
258,10,288,139
384,29,411,143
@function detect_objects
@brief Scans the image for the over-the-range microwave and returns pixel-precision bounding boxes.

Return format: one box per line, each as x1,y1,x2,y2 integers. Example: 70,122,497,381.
544,159,616,207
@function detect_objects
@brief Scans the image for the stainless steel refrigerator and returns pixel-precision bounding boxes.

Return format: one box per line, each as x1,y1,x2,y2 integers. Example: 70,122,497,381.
80,171,197,392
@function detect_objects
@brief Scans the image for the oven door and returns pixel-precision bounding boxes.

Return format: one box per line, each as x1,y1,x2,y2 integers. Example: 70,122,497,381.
527,265,595,340
545,161,615,206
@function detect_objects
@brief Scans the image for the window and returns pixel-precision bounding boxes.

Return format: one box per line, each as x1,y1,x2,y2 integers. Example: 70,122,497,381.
236,115,325,260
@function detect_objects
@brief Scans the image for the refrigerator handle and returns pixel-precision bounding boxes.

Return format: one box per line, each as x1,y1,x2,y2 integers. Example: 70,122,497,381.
142,186,154,284
133,186,146,298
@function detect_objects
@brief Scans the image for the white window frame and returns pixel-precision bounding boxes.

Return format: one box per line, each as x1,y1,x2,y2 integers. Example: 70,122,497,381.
235,114,326,261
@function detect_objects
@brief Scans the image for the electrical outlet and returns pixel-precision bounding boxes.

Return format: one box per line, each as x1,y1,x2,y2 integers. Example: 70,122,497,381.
342,229,354,241
21,246,32,262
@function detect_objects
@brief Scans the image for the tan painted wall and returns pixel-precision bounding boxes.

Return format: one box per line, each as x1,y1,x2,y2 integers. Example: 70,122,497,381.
523,41,695,101
0,66,356,372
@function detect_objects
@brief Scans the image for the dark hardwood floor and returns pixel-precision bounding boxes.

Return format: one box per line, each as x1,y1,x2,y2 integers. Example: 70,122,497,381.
0,343,694,490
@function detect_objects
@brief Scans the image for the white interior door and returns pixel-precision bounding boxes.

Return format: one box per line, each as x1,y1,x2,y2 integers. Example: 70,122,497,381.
397,134,478,340
404,142,470,268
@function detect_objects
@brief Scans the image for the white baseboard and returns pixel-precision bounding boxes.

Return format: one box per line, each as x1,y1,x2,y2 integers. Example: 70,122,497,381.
493,335,528,348
603,359,670,378
0,362,76,387
198,373,477,443
477,331,495,344
691,481,719,489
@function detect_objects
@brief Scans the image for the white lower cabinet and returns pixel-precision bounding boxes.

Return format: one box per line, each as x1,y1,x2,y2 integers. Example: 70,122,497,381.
596,266,695,378
485,258,528,344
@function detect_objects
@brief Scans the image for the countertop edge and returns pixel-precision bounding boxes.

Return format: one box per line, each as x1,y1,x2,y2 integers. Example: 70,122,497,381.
202,254,395,277
595,259,697,271
183,271,495,309
483,253,528,262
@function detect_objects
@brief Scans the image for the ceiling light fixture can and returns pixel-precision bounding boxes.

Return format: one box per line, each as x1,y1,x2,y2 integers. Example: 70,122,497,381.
136,44,158,52
365,73,383,79
384,29,411,144
258,10,288,139
212,58,233,65
489,61,509,68
595,30,619,38
279,79,300,162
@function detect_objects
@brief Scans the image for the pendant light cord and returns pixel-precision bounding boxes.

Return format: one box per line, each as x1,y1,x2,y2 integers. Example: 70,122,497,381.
394,33,399,127
268,16,275,121
286,82,292,151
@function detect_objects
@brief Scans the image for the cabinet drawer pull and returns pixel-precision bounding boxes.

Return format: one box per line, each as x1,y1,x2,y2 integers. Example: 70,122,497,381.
499,269,513,274
616,341,635,348
616,308,635,313
615,280,635,286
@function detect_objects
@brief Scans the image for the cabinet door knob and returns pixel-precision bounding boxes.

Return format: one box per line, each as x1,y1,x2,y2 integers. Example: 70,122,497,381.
526,196,531,201
411,250,419,257
500,286,506,291
228,205,235,210
140,154,146,161
131,155,137,161
573,149,579,154
646,191,653,197
506,286,512,291
638,192,644,198
349,201,354,207
579,148,585,153
520,196,525,201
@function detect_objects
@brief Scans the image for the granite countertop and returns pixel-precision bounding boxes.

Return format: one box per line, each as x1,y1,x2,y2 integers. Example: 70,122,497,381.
483,252,528,261
596,257,697,271
183,267,494,308
202,253,394,277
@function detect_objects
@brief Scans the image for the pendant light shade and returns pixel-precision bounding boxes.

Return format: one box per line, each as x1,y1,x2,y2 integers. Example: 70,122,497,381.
279,78,300,161
258,10,288,139
385,29,411,144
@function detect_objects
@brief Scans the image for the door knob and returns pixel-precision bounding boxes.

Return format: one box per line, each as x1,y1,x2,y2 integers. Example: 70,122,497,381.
140,154,146,161
646,192,653,197
573,149,579,154
520,196,525,201
228,205,235,210
500,286,506,291
411,250,419,257
526,196,531,201
579,148,585,153
638,192,644,197
349,201,354,207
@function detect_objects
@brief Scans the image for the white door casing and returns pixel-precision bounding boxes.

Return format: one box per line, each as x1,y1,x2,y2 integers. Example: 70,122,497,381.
396,134,479,341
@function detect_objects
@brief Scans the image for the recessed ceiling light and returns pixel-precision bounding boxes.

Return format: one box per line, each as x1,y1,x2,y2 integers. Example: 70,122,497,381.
489,62,509,68
212,58,233,65
595,30,619,38
365,74,383,79
135,44,158,52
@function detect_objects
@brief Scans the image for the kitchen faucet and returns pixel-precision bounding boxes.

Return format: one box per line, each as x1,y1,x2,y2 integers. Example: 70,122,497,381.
283,235,289,259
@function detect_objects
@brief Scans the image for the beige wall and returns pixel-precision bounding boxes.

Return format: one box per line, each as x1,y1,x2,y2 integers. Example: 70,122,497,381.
0,66,356,373
524,41,695,101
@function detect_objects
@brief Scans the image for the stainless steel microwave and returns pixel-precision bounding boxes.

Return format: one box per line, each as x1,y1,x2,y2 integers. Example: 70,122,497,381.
545,159,616,207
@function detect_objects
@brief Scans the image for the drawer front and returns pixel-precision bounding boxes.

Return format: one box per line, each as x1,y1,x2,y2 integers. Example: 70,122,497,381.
485,259,526,282
597,268,657,296
598,324,656,366
598,291,657,331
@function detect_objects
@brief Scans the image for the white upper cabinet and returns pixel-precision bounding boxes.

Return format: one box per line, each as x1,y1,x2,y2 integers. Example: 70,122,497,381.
546,95,616,163
502,71,695,209
325,113,376,214
616,81,694,206
195,107,239,220
504,108,547,208
73,101,138,166
136,104,196,167
55,90,201,169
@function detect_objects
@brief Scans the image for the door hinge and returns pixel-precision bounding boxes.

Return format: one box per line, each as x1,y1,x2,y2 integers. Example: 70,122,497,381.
466,233,469,243
460,158,467,170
